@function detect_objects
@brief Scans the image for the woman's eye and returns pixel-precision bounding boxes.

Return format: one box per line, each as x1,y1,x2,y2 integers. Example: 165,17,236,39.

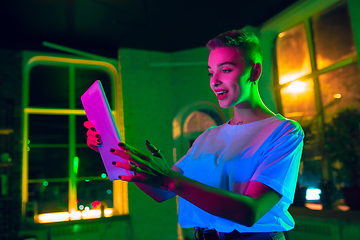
208,73,214,77
222,69,231,73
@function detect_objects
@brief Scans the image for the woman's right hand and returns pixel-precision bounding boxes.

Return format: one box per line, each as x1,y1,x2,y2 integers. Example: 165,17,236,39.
83,121,102,152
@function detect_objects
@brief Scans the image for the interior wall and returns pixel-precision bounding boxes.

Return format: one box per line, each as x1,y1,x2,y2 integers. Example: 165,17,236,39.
118,46,231,239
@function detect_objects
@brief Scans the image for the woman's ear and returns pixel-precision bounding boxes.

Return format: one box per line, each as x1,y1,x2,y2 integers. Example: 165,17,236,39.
250,62,262,82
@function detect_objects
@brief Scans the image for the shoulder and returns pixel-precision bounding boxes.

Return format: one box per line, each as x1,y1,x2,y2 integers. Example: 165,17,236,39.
200,125,220,135
272,115,304,138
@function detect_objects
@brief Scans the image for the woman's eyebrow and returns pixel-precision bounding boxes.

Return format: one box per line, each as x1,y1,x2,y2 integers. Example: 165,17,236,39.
218,62,236,67
208,62,236,69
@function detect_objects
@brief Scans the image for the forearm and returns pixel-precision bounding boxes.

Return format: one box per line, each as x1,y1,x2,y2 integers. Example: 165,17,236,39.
134,182,176,203
167,172,256,227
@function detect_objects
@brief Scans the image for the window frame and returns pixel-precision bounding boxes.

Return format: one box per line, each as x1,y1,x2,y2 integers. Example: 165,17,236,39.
274,2,359,122
273,1,359,182
22,53,128,223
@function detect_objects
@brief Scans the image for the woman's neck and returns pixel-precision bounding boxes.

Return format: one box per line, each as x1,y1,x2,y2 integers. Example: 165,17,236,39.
228,102,275,125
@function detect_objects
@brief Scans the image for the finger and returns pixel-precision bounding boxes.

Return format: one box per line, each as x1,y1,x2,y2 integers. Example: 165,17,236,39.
84,120,96,131
110,148,148,169
112,161,133,171
145,140,162,158
110,148,132,160
87,129,100,138
89,146,99,152
88,139,101,147
118,142,150,161
119,175,144,182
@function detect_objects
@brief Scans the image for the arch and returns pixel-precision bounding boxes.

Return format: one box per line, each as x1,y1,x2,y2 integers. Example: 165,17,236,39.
172,101,226,161
172,101,226,140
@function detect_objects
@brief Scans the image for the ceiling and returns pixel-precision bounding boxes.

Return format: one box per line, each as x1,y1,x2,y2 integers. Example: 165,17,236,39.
1,0,298,58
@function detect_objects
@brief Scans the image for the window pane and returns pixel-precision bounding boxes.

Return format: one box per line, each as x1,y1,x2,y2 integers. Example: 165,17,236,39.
312,3,356,70
29,65,69,108
172,118,181,140
280,79,316,120
28,181,68,214
76,115,88,144
29,114,69,144
29,148,69,179
76,148,107,178
75,68,113,109
77,180,113,211
184,111,217,133
318,64,360,121
276,24,311,84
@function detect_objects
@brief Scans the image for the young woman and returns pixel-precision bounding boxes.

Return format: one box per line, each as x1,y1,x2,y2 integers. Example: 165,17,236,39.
84,30,304,240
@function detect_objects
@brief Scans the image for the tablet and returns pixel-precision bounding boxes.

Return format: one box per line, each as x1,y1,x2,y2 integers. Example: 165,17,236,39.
81,80,131,180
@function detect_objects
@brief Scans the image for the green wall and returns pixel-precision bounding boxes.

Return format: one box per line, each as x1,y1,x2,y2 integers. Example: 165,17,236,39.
119,46,229,240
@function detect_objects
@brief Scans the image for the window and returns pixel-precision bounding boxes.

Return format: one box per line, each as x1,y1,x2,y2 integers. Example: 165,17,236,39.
22,56,127,223
276,2,359,123
275,2,359,186
183,110,217,133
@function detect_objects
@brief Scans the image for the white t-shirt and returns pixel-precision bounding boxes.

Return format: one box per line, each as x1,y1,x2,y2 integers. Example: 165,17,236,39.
174,114,304,233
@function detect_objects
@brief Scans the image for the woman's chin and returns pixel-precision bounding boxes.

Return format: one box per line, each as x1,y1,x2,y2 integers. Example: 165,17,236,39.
218,101,232,109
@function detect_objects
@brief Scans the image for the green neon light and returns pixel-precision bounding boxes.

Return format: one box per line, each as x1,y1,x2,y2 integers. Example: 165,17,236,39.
27,139,31,144
73,156,79,175
101,173,107,178
43,181,49,187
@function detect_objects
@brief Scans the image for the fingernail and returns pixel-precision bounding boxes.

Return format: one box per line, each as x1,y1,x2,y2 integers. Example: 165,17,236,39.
95,134,99,138
110,148,115,152
118,176,122,179
145,140,150,144
91,127,95,131
112,161,116,165
118,142,125,147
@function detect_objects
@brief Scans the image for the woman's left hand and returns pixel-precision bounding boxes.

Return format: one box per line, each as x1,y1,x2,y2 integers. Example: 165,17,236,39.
110,140,173,190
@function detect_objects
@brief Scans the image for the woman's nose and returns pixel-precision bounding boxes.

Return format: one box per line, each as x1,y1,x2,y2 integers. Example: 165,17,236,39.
211,78,222,88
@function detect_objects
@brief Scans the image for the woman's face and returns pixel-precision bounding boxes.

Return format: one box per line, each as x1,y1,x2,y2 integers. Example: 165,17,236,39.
208,47,252,109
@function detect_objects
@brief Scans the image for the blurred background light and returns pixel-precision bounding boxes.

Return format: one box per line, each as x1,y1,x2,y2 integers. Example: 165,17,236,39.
306,188,322,201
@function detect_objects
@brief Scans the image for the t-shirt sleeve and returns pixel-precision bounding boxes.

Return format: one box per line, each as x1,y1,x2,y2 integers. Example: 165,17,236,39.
174,146,192,172
251,120,304,204
174,126,216,172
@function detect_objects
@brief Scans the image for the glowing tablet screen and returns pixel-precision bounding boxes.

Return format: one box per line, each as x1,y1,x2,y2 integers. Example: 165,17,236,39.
81,80,131,180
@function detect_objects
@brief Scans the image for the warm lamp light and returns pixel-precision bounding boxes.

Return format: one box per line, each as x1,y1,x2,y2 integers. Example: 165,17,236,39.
283,81,307,94
38,212,70,223
37,208,115,223
70,211,82,220
82,209,101,219
334,93,341,99
104,208,113,217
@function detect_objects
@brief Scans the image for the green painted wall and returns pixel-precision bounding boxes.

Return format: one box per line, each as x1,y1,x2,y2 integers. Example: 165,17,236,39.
119,46,230,240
